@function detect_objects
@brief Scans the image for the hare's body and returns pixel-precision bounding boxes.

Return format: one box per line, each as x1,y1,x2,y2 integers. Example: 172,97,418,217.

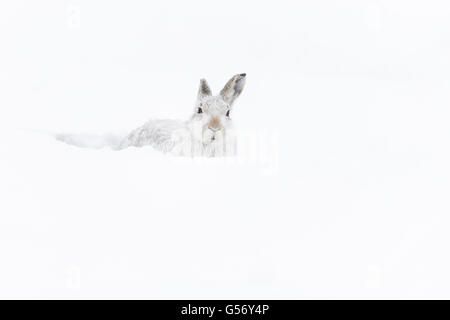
118,73,246,157
118,119,188,154
118,118,236,157
56,74,246,156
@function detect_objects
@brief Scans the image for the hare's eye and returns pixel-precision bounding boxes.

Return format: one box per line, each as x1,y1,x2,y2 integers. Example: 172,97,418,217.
197,107,203,114
226,110,230,117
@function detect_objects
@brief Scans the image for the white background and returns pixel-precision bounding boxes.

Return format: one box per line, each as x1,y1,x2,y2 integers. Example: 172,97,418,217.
1,0,450,299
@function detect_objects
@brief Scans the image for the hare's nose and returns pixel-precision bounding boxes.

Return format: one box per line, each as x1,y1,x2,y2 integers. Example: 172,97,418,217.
208,117,222,132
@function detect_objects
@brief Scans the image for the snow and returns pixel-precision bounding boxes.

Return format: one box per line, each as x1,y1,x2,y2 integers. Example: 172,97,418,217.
1,0,450,299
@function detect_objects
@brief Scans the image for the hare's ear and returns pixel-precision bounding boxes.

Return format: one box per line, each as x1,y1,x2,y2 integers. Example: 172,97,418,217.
220,73,246,106
198,79,212,99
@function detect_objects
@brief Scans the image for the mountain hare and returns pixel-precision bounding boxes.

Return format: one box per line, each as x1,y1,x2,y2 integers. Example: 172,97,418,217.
118,73,246,157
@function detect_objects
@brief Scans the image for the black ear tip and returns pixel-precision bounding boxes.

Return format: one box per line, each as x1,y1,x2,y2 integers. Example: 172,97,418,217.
239,73,246,77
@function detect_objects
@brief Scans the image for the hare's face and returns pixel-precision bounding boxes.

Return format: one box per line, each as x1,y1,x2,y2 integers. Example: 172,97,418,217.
192,96,231,143
191,73,246,145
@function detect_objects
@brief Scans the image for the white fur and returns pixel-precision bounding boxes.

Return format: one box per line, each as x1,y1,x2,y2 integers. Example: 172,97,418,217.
118,74,245,157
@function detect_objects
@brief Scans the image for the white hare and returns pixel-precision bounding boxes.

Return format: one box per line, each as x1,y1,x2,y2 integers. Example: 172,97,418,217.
118,73,246,157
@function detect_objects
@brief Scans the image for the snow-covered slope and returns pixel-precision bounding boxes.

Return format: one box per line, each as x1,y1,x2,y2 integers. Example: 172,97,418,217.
1,0,450,299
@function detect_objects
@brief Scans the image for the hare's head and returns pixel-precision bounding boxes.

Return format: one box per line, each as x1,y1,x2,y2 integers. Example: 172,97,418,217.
191,73,246,145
